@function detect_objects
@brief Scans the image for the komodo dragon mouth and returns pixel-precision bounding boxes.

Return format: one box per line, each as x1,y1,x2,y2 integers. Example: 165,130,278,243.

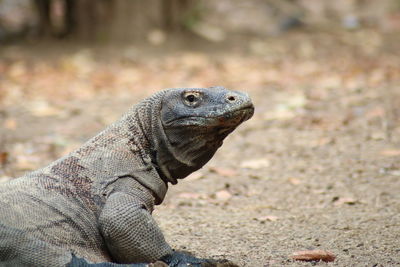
164,105,254,127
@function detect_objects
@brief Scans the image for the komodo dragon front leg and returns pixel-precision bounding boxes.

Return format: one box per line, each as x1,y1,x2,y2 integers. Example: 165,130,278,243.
99,192,171,263
70,192,212,267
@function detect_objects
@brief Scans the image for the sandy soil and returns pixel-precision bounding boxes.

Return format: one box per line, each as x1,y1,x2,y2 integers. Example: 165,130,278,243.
0,31,399,266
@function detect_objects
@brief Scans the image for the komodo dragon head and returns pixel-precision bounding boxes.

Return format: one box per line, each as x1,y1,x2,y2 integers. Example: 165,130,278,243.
155,86,254,184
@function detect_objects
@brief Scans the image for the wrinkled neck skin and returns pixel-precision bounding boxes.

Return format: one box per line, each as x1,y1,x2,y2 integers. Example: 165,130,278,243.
97,90,172,204
155,123,230,185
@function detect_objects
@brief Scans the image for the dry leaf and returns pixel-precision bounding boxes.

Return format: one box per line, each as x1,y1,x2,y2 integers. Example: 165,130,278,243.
3,118,17,130
288,177,302,185
240,159,270,169
380,150,400,157
312,137,334,147
209,166,237,177
291,250,336,262
333,197,358,206
255,215,278,222
0,152,8,165
214,190,232,201
366,106,385,119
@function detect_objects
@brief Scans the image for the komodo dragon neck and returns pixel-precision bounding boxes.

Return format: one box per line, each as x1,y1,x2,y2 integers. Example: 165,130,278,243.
37,90,170,207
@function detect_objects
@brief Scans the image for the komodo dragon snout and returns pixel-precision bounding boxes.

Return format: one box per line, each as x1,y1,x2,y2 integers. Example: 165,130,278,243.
157,87,254,184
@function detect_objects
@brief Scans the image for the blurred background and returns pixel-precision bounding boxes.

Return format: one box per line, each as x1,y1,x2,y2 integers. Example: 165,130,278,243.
1,1,400,266
1,0,400,41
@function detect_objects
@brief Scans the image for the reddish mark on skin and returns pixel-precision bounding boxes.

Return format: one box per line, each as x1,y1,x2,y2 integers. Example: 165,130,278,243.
47,156,95,207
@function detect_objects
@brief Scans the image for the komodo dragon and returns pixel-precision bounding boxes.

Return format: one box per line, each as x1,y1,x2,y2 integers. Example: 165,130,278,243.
0,86,254,267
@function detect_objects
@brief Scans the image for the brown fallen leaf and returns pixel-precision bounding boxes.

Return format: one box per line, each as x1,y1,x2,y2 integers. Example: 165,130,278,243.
291,250,336,262
209,166,237,177
288,177,302,185
312,137,334,147
0,152,8,165
3,118,17,130
380,149,400,157
214,190,232,201
365,106,385,119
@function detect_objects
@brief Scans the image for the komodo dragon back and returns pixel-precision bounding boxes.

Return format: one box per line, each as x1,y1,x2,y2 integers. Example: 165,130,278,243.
0,86,254,267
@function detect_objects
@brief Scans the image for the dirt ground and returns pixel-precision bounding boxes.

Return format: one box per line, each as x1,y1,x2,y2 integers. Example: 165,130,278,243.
1,30,400,266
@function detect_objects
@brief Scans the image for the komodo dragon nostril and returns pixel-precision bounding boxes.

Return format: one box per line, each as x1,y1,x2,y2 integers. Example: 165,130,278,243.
227,95,236,102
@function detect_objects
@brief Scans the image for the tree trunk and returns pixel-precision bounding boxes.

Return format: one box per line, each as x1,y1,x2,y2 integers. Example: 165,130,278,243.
33,0,198,41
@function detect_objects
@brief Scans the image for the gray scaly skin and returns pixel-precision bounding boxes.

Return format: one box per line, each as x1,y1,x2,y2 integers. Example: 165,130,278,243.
0,86,254,267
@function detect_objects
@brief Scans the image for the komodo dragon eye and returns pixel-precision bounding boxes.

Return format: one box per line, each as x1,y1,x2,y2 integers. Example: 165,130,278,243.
182,91,202,107
186,94,195,102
